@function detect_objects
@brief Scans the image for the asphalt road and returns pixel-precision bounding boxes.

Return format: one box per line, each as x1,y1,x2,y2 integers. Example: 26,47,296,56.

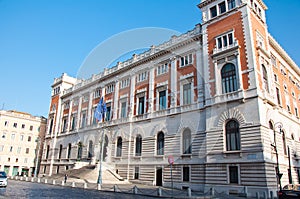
0,180,158,199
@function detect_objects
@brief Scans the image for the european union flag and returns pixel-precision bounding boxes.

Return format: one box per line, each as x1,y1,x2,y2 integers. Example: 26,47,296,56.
94,97,107,122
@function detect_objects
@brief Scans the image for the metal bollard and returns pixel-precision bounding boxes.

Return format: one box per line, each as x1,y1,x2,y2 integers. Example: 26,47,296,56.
84,183,87,189
97,184,101,190
62,181,64,186
133,185,138,194
187,187,192,197
72,182,75,187
157,187,162,196
31,178,34,182
270,191,274,199
113,185,117,192
37,178,40,183
53,180,56,185
44,179,47,184
211,187,215,196
26,177,28,181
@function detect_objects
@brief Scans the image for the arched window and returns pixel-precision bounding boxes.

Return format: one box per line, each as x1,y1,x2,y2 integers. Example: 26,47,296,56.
157,132,164,155
221,63,237,93
116,137,122,157
135,135,142,156
58,144,63,159
67,143,71,159
182,129,192,154
226,120,240,151
88,140,93,158
262,64,269,92
77,142,82,159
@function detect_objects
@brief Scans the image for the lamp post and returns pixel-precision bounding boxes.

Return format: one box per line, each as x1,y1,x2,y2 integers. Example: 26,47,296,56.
271,122,283,191
34,137,41,178
97,128,105,188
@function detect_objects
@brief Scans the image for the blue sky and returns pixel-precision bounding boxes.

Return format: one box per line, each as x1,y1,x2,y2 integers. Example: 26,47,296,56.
0,0,299,117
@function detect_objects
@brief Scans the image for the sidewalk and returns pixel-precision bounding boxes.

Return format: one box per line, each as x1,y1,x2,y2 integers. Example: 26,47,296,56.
9,176,257,199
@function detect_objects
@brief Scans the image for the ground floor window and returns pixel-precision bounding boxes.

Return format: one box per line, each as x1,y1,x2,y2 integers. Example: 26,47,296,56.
134,166,139,179
183,166,190,182
229,166,238,184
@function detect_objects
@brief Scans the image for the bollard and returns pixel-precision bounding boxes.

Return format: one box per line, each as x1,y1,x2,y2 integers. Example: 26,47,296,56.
31,178,34,182
133,185,138,194
270,191,274,199
263,191,267,199
157,187,162,196
97,184,101,190
26,177,28,181
187,187,192,197
84,183,87,189
20,177,23,181
72,182,75,187
211,187,215,196
45,179,47,184
62,181,64,186
113,185,117,192
53,180,56,185
37,178,40,183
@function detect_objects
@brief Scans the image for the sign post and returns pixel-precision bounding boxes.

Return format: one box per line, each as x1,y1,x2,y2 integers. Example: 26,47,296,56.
168,155,174,197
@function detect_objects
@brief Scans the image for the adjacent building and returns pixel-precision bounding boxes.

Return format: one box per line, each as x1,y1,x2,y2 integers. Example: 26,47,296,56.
41,0,300,197
0,110,47,177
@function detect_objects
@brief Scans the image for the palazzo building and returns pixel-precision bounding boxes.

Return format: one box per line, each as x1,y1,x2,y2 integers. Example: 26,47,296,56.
0,110,47,176
41,0,300,197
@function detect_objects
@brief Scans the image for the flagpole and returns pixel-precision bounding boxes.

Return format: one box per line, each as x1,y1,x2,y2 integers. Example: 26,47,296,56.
97,127,105,188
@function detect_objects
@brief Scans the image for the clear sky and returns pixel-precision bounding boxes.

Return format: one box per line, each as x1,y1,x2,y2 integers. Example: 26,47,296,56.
0,0,299,117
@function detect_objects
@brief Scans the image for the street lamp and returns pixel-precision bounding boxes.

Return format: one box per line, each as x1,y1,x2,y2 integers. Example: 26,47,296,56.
97,128,105,189
271,122,283,191
34,137,41,178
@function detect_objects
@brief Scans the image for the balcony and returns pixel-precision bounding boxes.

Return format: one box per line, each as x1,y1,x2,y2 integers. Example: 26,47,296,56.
213,40,239,57
209,89,245,105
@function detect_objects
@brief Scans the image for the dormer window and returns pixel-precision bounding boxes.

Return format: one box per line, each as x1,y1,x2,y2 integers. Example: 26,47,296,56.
228,0,236,10
209,0,236,19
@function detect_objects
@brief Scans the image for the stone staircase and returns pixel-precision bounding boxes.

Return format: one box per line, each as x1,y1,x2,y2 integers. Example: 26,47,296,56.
49,162,127,184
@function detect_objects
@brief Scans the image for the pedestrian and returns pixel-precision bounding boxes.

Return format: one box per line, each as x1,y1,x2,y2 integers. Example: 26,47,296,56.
64,174,68,183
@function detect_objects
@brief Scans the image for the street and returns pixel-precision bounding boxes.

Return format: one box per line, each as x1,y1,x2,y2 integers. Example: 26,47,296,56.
0,180,157,199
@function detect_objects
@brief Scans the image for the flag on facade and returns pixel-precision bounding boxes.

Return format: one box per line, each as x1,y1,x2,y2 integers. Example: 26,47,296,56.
94,97,107,122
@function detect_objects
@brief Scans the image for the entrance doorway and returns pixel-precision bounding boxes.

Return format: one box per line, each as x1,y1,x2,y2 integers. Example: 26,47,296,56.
156,167,163,186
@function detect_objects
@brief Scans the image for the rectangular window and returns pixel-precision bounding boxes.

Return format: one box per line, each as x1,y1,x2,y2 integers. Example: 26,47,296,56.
21,124,25,129
120,78,130,89
13,123,17,128
20,135,24,141
120,101,127,118
106,84,115,94
227,0,236,10
159,90,167,110
134,167,139,180
94,88,101,98
217,32,234,50
137,71,148,82
92,107,97,125
9,146,13,152
219,2,226,14
11,134,15,140
138,96,145,115
157,63,168,75
26,148,29,154
183,167,190,182
17,147,21,154
229,166,239,184
30,125,33,131
70,114,76,131
4,121,8,126
180,54,193,67
210,6,217,18
276,87,281,105
295,107,299,117
106,106,111,121
183,83,192,105
81,111,86,128
62,118,67,132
